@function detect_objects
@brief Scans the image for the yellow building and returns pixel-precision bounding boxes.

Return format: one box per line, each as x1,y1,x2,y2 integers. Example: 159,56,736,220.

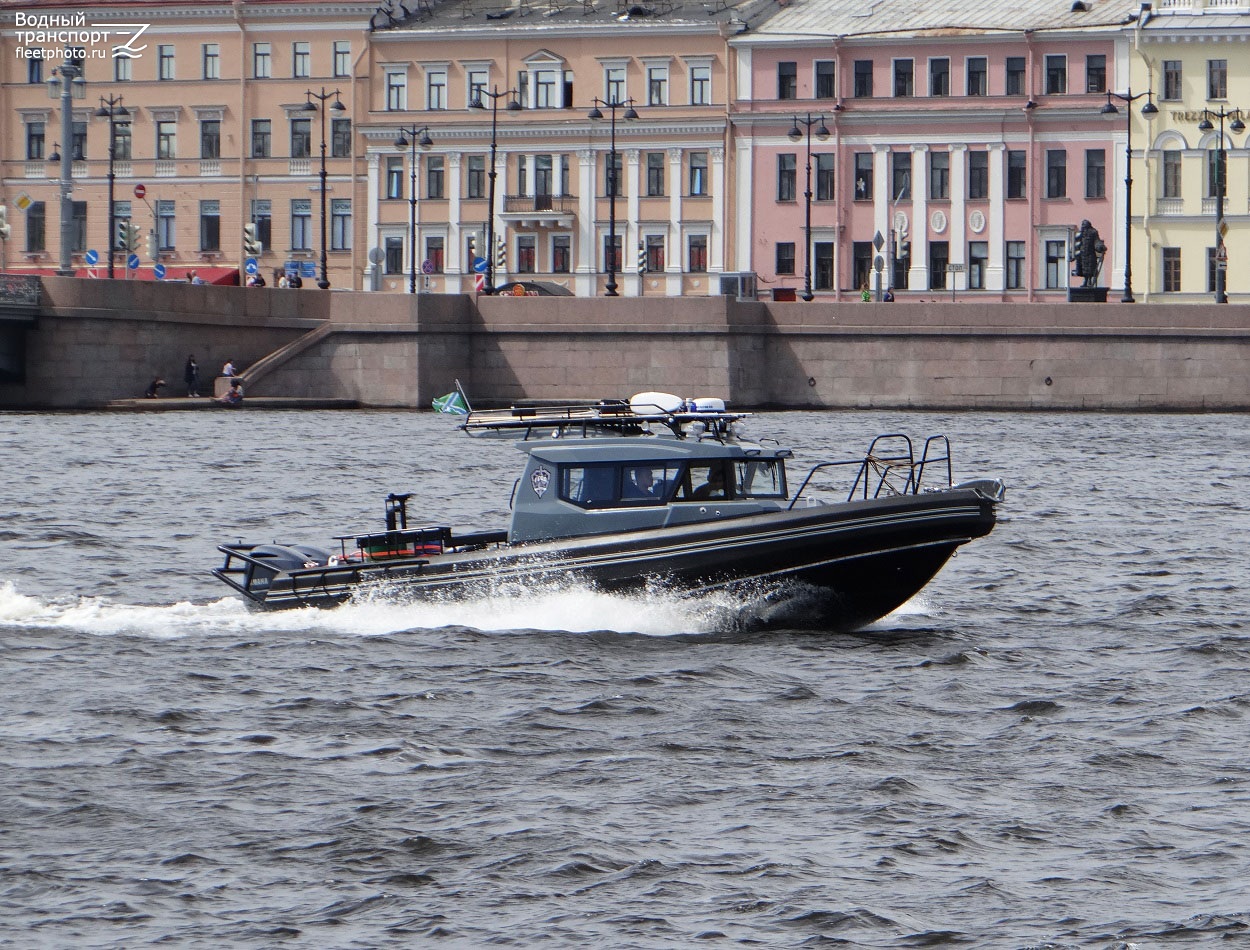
1132,2,1249,302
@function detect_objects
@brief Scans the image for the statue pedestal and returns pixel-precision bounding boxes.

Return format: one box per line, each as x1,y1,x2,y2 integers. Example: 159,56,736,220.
1068,286,1108,303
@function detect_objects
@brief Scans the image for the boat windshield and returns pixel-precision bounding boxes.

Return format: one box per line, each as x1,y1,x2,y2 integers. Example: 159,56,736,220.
558,458,787,509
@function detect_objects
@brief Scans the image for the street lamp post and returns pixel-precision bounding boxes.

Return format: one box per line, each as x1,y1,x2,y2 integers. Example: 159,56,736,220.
1197,106,1246,304
788,113,830,301
303,87,345,289
588,97,639,297
46,62,84,276
1100,88,1158,303
394,124,432,294
471,86,521,295
94,94,128,279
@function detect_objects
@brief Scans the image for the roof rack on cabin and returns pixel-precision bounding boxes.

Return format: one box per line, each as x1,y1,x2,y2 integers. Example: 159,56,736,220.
459,395,749,440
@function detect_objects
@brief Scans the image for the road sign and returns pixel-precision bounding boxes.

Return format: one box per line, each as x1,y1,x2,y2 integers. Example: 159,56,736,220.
127,253,140,270
154,263,167,279
85,249,99,266
472,256,488,273
873,255,884,272
87,268,98,279
244,257,259,275
300,261,316,279
947,263,965,272
422,259,434,275
873,231,885,252
134,184,146,199
14,192,33,212
474,273,485,292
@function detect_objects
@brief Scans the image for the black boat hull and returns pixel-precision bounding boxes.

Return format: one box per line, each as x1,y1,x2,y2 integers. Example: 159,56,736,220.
214,487,997,631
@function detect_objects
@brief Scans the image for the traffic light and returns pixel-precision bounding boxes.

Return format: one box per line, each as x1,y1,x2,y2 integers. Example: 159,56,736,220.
146,230,158,260
0,205,10,241
117,221,140,252
243,223,262,256
495,233,506,270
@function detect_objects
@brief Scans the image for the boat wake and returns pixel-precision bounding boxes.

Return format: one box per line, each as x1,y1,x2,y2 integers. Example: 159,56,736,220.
0,578,920,639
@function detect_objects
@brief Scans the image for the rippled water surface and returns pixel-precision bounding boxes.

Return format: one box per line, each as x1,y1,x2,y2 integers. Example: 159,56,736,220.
2,409,1249,948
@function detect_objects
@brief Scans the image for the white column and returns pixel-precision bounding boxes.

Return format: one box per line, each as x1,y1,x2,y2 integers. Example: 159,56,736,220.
711,146,726,276
666,146,683,296
364,151,381,290
732,139,751,273
949,143,967,290
986,142,1005,292
908,144,929,291
576,147,596,296
447,153,464,280
626,148,641,296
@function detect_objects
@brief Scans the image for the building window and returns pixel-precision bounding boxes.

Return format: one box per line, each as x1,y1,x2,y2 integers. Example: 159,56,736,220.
1006,57,1025,96
291,199,312,250
1162,247,1181,292
385,69,406,111
853,60,873,98
645,152,665,196
427,68,448,109
647,65,668,106
854,152,873,200
690,64,712,105
603,233,621,273
251,119,271,158
929,150,949,200
157,200,175,250
252,199,271,251
1045,55,1066,95
1163,61,1182,101
157,121,176,160
253,43,271,79
1206,149,1224,199
196,120,219,160
853,241,873,291
426,155,445,199
1086,54,1106,93
113,122,132,160
199,200,220,251
777,154,797,201
331,199,351,250
158,45,175,80
26,202,45,253
115,56,131,82
1006,240,1025,289
334,41,351,78
894,59,913,98
293,41,310,79
331,118,351,158
1007,150,1026,199
424,235,445,273
71,120,86,162
969,241,988,289
384,236,403,274
968,151,988,199
605,152,622,197
815,242,834,290
930,58,950,97
466,69,488,107
551,234,571,273
689,151,708,196
1085,149,1106,199
816,154,835,200
1208,59,1227,99
815,60,835,99
778,61,797,99
1162,150,1181,199
776,242,795,275
605,65,626,103
1046,149,1066,198
466,155,486,198
688,234,707,272
1045,239,1066,288
70,200,87,252
25,122,44,161
644,234,665,273
892,151,911,200
203,44,220,80
27,58,42,83
385,157,404,199
967,57,987,96
290,118,311,158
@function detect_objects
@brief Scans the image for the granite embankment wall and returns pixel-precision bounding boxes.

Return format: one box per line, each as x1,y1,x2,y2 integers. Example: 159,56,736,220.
2,275,1247,410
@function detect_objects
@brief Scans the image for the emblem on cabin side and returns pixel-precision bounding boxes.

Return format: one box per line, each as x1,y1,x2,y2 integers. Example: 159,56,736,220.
531,466,551,497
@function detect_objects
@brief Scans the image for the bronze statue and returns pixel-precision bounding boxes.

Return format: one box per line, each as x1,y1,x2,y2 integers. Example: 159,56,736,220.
1070,220,1107,287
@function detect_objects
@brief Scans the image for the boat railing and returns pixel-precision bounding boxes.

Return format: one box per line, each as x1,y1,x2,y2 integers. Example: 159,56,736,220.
788,434,954,508
460,399,750,441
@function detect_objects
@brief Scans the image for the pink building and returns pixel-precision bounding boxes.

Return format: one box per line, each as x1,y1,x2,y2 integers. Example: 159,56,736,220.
734,0,1142,301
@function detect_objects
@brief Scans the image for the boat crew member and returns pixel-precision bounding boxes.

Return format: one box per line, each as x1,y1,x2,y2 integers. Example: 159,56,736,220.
691,465,726,501
625,467,659,498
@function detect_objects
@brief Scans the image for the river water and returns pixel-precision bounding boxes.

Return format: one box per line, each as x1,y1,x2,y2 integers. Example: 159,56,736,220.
1,409,1248,948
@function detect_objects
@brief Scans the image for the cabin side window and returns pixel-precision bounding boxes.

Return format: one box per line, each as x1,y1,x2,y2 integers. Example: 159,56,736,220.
734,459,786,498
559,463,678,508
